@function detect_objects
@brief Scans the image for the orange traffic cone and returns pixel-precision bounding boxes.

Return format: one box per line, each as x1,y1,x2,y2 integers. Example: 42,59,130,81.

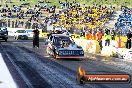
118,36,121,48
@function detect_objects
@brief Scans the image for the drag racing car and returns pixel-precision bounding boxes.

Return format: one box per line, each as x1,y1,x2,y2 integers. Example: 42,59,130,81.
46,34,84,60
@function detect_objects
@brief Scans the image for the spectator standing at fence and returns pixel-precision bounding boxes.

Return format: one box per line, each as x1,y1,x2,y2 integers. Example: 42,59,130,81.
97,29,102,50
28,21,31,29
111,29,116,40
0,20,2,27
4,19,7,27
85,31,89,40
104,29,111,46
85,31,92,40
21,21,24,27
80,32,85,39
89,31,92,40
8,19,10,27
15,20,18,27
126,30,132,49
93,29,96,40
12,20,14,28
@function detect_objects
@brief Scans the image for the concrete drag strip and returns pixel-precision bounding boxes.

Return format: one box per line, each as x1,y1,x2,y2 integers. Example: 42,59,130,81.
1,42,132,88
17,45,113,88
1,43,111,88
2,44,81,88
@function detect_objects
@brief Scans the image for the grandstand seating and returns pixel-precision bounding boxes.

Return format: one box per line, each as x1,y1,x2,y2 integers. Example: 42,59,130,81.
50,5,114,30
115,7,132,34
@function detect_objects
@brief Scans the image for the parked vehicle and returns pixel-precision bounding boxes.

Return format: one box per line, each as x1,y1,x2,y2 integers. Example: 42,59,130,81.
14,30,28,40
26,29,34,38
0,27,8,42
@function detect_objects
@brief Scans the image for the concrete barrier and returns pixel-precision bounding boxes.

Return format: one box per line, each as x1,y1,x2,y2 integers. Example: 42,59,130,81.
101,46,117,57
86,40,100,53
73,38,131,58
123,50,132,59
73,38,118,56
117,48,132,59
73,38,100,53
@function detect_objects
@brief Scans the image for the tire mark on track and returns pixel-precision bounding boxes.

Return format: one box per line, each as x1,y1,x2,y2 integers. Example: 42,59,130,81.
0,44,33,88
2,43,125,88
2,44,75,88
2,44,52,88
16,46,81,88
15,61,52,88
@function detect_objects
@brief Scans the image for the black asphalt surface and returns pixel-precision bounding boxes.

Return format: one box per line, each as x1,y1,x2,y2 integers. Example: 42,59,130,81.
0,37,132,88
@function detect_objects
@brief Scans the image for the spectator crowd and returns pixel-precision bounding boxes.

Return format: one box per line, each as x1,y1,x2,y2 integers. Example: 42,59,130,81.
115,6,132,35
48,3,115,33
0,1,56,30
0,1,131,49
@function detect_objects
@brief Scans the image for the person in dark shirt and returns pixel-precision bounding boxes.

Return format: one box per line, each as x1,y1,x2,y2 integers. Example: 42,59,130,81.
8,19,10,27
111,30,116,40
126,30,132,49
15,20,18,27
12,20,14,28
33,28,40,48
97,29,102,50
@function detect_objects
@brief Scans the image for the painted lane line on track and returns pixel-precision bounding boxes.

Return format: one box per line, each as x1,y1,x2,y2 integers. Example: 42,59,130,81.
0,45,34,88
0,53,17,88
